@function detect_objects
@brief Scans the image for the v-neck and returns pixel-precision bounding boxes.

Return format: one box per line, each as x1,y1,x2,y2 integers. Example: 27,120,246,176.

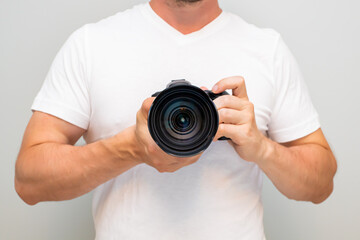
138,2,230,45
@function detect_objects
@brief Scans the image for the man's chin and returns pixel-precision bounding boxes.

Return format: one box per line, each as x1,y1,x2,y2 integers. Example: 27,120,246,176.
177,0,202,2
174,0,203,7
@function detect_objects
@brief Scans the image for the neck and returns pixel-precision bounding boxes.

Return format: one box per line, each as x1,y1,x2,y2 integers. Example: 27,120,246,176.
149,0,222,35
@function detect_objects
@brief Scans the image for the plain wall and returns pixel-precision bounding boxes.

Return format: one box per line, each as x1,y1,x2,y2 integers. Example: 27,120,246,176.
1,0,359,239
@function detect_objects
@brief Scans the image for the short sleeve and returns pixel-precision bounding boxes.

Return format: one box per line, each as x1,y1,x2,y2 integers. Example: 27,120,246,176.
267,36,320,143
31,25,91,129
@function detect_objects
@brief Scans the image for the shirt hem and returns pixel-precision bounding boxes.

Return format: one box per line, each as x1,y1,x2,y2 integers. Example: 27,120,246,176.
31,97,89,130
268,114,321,143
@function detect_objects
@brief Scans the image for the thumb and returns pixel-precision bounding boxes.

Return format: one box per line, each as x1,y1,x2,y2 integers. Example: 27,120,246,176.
141,97,155,118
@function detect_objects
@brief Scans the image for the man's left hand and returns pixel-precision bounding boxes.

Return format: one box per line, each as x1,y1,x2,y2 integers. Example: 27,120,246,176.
210,76,269,163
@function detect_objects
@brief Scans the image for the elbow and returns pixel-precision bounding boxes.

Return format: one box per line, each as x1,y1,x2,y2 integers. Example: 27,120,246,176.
14,178,39,206
14,158,40,206
312,153,337,204
286,183,333,204
311,181,334,204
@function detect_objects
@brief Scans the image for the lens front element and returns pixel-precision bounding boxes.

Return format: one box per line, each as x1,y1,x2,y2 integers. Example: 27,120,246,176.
162,98,203,141
170,107,194,133
148,85,219,157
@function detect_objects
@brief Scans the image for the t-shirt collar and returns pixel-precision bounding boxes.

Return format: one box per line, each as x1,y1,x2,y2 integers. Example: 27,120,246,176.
139,2,230,45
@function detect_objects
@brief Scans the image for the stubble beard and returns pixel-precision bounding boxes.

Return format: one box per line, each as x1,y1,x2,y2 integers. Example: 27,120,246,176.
172,0,203,7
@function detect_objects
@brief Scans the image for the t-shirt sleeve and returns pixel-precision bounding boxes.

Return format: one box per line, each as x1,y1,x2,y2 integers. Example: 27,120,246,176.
31,25,91,130
267,35,320,143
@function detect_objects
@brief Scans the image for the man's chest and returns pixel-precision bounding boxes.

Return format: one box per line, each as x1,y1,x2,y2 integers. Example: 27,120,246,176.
85,44,275,142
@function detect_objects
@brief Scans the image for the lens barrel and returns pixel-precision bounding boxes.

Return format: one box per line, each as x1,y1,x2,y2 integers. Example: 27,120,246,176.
148,80,228,157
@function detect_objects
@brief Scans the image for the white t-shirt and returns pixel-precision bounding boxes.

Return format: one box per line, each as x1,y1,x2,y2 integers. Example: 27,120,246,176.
31,2,320,240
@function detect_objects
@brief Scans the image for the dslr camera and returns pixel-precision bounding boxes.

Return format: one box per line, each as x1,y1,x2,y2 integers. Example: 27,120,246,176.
148,79,230,157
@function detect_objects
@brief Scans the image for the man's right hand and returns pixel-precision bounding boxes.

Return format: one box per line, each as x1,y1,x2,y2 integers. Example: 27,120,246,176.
130,97,202,173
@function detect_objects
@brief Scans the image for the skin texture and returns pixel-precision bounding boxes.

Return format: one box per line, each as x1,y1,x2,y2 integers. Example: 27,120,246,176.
15,0,337,205
149,0,221,34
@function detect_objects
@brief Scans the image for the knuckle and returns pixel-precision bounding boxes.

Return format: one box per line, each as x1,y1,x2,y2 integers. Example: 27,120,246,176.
222,109,231,119
247,102,254,111
222,96,231,106
237,76,245,85
249,113,255,121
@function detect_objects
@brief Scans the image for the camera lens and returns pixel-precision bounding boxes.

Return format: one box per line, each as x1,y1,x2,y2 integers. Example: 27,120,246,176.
148,85,219,157
161,98,203,141
176,113,189,128
171,109,193,132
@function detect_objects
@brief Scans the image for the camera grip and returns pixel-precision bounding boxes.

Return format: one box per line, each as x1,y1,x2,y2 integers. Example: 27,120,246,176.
204,90,231,141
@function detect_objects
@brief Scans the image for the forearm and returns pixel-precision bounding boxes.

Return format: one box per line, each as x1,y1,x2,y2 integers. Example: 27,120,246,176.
258,138,337,203
15,126,141,205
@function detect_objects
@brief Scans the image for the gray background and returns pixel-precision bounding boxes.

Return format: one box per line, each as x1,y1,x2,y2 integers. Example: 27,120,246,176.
1,0,359,239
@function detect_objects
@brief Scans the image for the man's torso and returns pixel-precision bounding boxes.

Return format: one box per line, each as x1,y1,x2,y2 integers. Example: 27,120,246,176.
81,3,279,239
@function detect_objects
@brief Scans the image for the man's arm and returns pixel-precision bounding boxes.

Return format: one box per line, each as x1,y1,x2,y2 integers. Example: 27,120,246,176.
15,100,202,205
15,111,141,205
211,76,337,204
259,128,336,203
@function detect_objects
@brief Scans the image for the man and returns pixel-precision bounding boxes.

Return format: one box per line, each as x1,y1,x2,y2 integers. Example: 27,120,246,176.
15,0,337,239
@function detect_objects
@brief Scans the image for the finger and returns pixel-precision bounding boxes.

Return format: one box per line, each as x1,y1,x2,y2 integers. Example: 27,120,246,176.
212,76,248,100
155,164,180,173
156,157,197,173
162,164,189,173
150,153,178,168
213,95,250,111
166,151,202,166
213,123,240,142
218,108,252,125
141,97,155,118
200,86,209,91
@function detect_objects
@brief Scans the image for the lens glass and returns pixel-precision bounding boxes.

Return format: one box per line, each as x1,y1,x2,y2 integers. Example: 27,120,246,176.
161,98,202,140
148,86,218,156
170,108,195,134
175,113,189,128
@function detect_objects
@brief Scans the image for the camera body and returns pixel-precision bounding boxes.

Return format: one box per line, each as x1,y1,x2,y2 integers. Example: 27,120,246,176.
148,79,229,157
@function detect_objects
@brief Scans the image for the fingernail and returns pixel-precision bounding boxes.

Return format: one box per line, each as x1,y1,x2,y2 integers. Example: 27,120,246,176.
212,85,218,92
